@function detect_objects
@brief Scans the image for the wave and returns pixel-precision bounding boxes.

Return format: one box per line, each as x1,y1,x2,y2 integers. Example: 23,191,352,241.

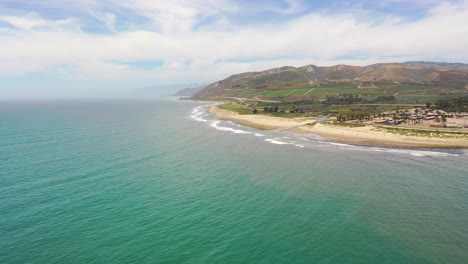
265,139,289,145
210,121,251,134
328,143,458,157
381,148,458,157
265,138,304,148
320,139,458,157
191,105,265,137
190,106,209,122
190,105,460,158
328,142,354,147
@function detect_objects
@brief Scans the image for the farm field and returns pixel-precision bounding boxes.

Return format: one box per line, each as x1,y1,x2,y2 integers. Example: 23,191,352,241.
255,86,386,97
250,81,466,103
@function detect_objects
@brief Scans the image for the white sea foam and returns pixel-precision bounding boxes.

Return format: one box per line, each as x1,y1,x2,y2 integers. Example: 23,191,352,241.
386,149,457,157
210,121,251,134
265,138,305,148
190,105,461,158
190,106,208,122
191,105,256,136
265,139,290,145
328,142,354,147
353,146,458,157
323,140,458,157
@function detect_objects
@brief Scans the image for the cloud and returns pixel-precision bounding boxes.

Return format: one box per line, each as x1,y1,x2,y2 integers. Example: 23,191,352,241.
0,0,467,85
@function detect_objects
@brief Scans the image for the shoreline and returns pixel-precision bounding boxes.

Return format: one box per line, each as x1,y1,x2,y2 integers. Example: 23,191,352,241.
209,106,316,130
209,106,468,149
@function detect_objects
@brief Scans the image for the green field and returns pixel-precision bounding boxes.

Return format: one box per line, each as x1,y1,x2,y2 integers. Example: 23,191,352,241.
218,103,253,114
256,87,386,97
250,81,468,104
219,100,404,118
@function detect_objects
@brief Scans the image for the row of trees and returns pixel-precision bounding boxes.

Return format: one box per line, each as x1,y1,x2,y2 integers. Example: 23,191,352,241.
326,94,364,105
337,111,373,122
262,106,279,113
435,96,468,113
254,105,308,114
325,95,397,105
374,96,396,103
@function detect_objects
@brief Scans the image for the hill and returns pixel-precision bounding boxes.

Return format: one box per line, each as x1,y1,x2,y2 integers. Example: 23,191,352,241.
134,83,206,97
172,85,206,97
191,62,468,102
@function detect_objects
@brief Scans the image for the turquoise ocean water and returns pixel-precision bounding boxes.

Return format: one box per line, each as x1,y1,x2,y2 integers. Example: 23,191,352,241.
1,98,467,263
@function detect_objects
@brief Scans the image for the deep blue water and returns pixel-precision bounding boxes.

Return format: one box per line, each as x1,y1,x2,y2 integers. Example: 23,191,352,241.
1,99,467,263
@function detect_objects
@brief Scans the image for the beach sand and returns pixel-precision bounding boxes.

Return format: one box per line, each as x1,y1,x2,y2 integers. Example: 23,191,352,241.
209,106,468,149
209,106,315,130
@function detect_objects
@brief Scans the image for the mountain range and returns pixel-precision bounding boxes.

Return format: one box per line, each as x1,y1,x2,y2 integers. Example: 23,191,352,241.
191,62,468,100
172,85,206,97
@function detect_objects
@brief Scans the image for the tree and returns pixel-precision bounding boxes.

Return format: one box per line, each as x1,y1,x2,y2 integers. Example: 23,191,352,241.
441,114,447,127
435,110,441,122
274,106,279,113
338,114,343,122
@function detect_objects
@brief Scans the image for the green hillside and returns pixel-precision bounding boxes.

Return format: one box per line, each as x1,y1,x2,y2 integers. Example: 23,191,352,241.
191,62,468,103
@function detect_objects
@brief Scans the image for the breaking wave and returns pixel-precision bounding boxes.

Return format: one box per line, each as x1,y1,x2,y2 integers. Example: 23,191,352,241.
210,121,251,134
190,104,461,158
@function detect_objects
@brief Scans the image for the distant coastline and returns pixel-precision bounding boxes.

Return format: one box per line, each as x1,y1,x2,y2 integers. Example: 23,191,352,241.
209,106,468,149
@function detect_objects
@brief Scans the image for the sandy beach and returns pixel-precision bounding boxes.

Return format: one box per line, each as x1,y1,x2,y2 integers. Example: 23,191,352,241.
209,106,316,130
209,106,468,149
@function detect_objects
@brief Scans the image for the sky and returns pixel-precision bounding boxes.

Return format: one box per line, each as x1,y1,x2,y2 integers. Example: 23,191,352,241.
1,0,468,98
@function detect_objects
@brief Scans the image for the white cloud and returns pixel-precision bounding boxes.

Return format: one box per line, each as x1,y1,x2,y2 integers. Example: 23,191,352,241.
0,0,467,85
88,11,116,32
0,13,79,31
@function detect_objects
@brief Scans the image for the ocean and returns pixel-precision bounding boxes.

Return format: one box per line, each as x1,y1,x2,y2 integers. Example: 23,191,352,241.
1,98,467,263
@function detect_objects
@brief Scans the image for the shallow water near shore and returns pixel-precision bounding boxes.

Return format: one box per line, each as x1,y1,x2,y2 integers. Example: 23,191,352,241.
1,98,467,263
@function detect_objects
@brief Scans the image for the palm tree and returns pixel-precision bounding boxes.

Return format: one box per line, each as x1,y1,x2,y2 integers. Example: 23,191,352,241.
436,110,441,123
441,114,447,127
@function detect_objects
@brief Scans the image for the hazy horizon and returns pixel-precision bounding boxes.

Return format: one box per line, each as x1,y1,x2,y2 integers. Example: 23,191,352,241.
0,81,206,100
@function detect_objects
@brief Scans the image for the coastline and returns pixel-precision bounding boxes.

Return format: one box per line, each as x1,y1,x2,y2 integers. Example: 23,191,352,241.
209,106,316,130
209,106,468,149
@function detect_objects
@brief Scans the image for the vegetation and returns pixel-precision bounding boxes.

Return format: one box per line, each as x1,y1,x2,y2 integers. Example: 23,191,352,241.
374,96,396,103
373,126,468,139
255,86,385,98
212,62,468,133
191,62,468,104
200,62,468,147
219,101,419,121
328,122,366,128
233,120,276,130
218,103,253,115
435,96,468,112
